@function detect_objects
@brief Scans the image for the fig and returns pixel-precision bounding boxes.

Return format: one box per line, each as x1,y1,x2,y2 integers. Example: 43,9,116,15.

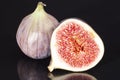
49,73,97,80
16,2,59,59
48,18,104,72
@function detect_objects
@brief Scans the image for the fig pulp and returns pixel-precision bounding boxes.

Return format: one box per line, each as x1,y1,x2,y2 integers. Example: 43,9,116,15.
48,18,104,72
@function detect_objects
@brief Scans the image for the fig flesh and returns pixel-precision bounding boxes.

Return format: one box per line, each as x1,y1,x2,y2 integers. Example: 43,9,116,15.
48,18,104,72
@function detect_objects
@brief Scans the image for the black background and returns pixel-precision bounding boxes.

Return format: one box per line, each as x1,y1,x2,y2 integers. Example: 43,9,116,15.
1,0,120,80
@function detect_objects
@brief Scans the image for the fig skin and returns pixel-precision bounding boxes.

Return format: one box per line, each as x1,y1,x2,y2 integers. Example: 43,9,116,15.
48,18,104,72
16,2,59,59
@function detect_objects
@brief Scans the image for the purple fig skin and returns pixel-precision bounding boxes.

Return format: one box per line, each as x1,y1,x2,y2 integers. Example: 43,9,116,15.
16,2,59,59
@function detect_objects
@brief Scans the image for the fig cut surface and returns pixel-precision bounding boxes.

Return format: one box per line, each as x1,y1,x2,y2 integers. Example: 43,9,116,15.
48,18,104,72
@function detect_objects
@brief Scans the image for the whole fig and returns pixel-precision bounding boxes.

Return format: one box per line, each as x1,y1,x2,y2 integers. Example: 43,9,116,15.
16,2,59,59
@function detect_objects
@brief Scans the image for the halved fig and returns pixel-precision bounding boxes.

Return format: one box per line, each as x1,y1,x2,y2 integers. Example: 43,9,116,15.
48,18,104,72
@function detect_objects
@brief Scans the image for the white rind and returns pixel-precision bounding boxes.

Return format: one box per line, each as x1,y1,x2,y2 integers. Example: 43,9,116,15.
48,18,104,72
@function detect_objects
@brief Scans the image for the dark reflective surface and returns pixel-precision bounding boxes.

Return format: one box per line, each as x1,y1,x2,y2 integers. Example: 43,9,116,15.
17,58,98,80
17,58,49,80
1,0,120,80
49,73,97,80
0,54,120,80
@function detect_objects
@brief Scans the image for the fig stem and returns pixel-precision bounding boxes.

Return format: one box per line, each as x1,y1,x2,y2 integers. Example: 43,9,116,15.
34,2,46,12
32,2,47,18
38,2,46,6
48,61,54,72
48,65,54,72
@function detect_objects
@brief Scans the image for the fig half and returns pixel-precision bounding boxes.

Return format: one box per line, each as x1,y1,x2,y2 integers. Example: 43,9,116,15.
48,18,104,72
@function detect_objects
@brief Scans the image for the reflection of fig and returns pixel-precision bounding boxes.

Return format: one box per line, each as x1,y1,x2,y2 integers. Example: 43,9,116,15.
49,73,97,80
48,18,104,72
17,59,49,80
16,2,59,59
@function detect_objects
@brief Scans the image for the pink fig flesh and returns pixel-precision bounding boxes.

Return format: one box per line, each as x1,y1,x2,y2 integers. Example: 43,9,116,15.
56,22,99,67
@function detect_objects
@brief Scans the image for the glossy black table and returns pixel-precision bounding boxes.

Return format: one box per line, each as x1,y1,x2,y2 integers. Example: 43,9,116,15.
0,55,120,80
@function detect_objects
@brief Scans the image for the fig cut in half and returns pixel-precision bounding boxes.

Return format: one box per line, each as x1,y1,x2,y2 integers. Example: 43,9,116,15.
48,18,104,72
